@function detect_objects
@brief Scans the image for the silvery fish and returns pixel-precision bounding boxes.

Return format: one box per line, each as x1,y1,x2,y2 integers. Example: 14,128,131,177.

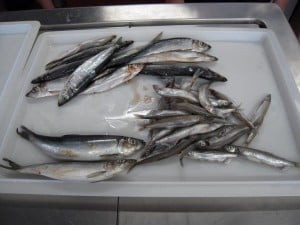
16,126,144,161
140,64,227,82
135,38,211,58
226,145,299,170
245,94,271,145
0,158,136,182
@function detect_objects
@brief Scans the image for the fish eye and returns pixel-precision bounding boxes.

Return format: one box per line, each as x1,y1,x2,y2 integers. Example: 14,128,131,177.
127,138,136,145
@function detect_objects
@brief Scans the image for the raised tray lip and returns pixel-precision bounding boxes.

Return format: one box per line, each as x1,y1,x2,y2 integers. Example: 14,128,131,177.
0,26,300,197
0,21,40,98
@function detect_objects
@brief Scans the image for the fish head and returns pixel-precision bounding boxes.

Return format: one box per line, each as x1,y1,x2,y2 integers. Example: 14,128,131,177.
193,40,211,52
118,137,145,156
26,85,46,98
207,68,227,82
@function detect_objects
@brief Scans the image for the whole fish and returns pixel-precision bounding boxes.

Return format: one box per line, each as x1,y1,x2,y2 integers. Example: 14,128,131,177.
58,44,121,106
245,94,271,145
226,145,299,170
155,123,223,144
140,64,227,82
143,115,207,130
131,51,217,64
135,110,188,119
153,85,199,104
16,126,144,161
46,35,116,70
0,158,136,182
135,38,211,58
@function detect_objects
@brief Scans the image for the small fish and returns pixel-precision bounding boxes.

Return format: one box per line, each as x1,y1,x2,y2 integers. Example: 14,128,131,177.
135,110,189,119
153,85,199,104
143,115,208,130
16,126,144,161
0,158,136,182
135,38,211,58
131,51,217,64
155,123,223,144
140,64,227,82
227,145,299,170
46,35,116,70
245,94,271,145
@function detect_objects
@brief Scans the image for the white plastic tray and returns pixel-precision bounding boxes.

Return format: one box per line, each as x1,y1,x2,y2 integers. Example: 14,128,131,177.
0,21,40,98
0,26,300,197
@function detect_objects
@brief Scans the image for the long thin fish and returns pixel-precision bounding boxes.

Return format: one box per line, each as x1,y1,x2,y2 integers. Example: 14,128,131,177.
170,101,212,117
245,94,271,145
16,126,144,161
135,38,211,58
131,51,217,64
143,115,207,129
226,145,299,169
0,158,136,182
140,64,227,82
135,110,188,119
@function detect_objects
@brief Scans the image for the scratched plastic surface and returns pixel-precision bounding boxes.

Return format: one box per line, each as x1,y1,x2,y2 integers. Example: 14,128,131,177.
0,26,299,197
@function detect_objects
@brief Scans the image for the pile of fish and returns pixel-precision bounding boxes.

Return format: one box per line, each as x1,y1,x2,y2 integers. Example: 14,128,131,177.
1,34,299,183
26,33,225,105
134,78,299,170
0,126,145,182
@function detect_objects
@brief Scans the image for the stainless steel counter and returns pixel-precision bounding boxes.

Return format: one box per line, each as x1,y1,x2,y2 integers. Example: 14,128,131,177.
0,3,300,224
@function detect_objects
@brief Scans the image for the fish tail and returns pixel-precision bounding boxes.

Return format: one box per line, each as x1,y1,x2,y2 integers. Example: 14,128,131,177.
0,158,21,170
16,126,36,141
295,162,300,168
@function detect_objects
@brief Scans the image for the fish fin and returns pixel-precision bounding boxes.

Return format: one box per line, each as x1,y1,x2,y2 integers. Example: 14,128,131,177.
151,32,163,44
0,158,21,170
16,126,35,141
87,171,106,178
